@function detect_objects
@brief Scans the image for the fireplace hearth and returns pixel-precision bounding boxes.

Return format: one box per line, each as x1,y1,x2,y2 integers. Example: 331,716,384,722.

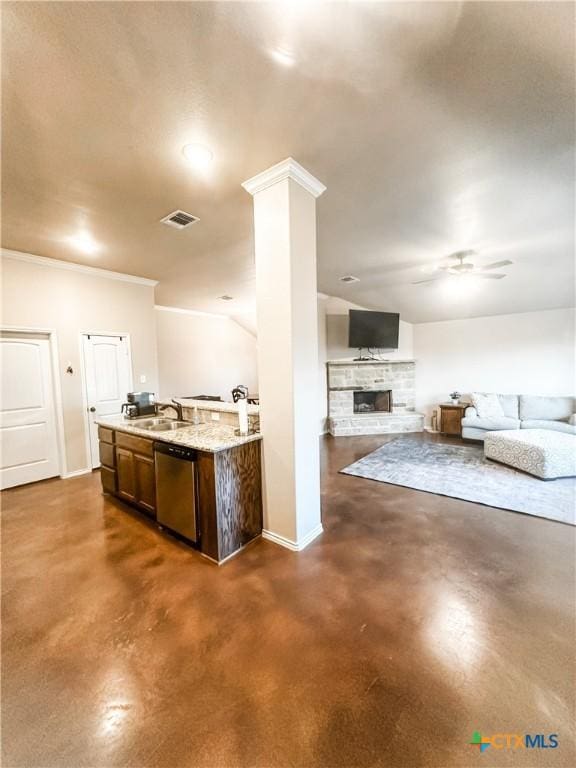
353,390,392,414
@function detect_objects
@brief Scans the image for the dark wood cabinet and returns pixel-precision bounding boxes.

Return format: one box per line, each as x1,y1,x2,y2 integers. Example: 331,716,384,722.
134,453,156,514
116,447,137,503
115,439,155,516
98,426,117,493
439,403,469,437
197,440,263,563
100,466,117,494
98,441,115,469
99,429,156,514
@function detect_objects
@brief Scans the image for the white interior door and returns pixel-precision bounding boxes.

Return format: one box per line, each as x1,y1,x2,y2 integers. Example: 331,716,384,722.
83,334,132,468
0,332,60,489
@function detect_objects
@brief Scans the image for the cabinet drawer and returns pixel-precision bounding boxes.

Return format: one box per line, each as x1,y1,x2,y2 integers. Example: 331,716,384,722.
99,441,116,468
100,466,117,494
98,426,115,444
116,431,154,457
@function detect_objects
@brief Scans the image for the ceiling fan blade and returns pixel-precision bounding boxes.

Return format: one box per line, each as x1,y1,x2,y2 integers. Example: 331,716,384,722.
412,276,443,285
480,260,513,270
477,273,506,279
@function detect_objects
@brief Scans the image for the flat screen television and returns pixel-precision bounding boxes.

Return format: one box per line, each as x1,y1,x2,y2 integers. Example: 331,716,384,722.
348,310,400,349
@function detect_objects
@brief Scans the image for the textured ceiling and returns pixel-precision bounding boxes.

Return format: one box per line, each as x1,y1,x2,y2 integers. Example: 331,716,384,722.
2,1,574,323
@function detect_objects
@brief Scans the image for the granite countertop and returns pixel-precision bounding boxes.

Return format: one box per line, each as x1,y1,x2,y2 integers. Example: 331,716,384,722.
157,397,260,415
96,415,262,453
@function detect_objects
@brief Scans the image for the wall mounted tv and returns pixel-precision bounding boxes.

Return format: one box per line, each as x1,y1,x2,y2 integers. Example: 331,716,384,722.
348,310,400,349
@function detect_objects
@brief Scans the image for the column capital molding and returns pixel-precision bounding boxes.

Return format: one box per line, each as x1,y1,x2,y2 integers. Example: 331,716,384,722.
242,157,326,198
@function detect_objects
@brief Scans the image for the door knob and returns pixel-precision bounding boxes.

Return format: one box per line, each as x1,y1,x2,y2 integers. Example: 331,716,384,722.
89,407,96,412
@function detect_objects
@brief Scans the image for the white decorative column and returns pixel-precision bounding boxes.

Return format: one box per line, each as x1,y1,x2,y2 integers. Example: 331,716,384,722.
242,158,326,550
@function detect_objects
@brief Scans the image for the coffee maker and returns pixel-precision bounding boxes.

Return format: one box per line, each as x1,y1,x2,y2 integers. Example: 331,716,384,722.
121,392,156,419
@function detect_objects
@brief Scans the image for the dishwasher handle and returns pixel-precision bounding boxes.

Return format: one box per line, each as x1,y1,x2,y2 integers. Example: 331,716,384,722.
154,442,197,461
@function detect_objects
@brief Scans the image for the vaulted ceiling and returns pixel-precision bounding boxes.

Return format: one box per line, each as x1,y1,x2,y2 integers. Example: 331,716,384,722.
2,1,574,323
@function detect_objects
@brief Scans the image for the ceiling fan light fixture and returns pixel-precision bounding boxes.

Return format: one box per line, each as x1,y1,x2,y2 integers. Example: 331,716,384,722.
270,47,296,67
182,143,214,170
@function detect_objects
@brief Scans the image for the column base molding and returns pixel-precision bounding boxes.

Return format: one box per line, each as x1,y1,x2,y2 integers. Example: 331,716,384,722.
262,523,323,552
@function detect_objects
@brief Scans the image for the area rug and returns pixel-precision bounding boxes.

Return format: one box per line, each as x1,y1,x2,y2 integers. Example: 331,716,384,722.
340,437,576,525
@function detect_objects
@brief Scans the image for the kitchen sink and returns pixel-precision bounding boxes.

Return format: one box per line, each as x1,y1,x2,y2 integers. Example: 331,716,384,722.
135,418,173,428
141,420,190,432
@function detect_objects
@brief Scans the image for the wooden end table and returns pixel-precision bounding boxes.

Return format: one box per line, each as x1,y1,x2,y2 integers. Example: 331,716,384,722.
439,402,469,437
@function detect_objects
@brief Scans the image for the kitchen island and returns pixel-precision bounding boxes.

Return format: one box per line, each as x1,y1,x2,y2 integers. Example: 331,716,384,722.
96,415,263,564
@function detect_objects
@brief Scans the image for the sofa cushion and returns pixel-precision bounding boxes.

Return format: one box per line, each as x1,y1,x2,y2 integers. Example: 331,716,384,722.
461,426,489,441
471,392,504,419
521,419,576,435
519,395,575,421
461,414,520,431
497,394,520,419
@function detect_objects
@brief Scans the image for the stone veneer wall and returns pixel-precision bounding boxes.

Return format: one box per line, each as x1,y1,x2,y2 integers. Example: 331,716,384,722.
181,406,260,433
327,360,424,436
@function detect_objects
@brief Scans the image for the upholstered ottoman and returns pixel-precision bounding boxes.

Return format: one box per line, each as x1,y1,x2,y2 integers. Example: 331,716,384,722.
484,429,576,479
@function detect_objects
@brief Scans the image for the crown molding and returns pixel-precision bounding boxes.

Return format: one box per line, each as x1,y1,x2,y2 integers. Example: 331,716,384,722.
154,304,229,320
242,157,326,198
1,249,158,287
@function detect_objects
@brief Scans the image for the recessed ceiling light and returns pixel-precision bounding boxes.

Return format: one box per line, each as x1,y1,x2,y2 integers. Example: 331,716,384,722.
67,231,100,256
219,295,234,301
182,143,213,170
270,47,295,67
339,275,360,283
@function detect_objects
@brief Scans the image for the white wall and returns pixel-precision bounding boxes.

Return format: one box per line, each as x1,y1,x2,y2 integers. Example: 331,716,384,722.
1,252,158,473
155,307,258,401
317,296,329,433
414,308,576,425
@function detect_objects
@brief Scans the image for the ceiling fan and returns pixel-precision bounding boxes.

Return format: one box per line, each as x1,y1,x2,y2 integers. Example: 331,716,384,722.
412,250,513,285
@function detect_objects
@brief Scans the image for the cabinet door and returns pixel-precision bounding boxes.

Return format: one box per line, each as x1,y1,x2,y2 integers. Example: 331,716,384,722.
134,453,156,516
441,409,461,436
116,447,136,503
100,466,117,494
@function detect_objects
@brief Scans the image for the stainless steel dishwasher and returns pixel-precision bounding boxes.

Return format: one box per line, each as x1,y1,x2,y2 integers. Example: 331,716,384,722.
154,442,198,544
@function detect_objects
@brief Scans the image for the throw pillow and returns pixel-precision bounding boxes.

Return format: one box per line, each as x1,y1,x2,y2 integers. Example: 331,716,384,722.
471,392,505,419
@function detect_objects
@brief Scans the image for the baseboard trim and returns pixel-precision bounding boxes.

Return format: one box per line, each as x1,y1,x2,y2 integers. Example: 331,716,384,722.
262,523,323,552
61,468,92,480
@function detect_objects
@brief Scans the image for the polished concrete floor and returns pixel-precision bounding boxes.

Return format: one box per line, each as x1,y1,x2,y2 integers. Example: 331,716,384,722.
2,434,575,767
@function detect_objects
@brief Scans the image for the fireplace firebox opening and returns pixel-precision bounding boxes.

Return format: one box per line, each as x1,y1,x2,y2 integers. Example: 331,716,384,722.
353,390,393,414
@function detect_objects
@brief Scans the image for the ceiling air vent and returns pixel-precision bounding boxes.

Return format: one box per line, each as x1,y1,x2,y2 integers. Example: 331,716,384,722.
160,210,199,229
339,275,360,283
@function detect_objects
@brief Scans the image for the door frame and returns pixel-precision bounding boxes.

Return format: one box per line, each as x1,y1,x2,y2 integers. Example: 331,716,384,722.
0,325,67,478
79,331,134,469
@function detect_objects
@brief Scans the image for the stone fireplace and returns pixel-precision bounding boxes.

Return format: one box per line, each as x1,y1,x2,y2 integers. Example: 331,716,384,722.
327,360,424,436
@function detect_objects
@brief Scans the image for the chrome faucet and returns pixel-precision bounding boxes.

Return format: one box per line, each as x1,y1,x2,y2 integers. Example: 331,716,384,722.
156,399,184,420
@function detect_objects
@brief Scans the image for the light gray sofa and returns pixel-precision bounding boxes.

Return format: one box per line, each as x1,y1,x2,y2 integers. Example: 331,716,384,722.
462,394,576,441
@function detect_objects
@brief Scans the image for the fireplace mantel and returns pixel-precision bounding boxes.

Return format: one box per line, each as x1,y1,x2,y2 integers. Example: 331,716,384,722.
327,359,416,366
326,359,424,436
